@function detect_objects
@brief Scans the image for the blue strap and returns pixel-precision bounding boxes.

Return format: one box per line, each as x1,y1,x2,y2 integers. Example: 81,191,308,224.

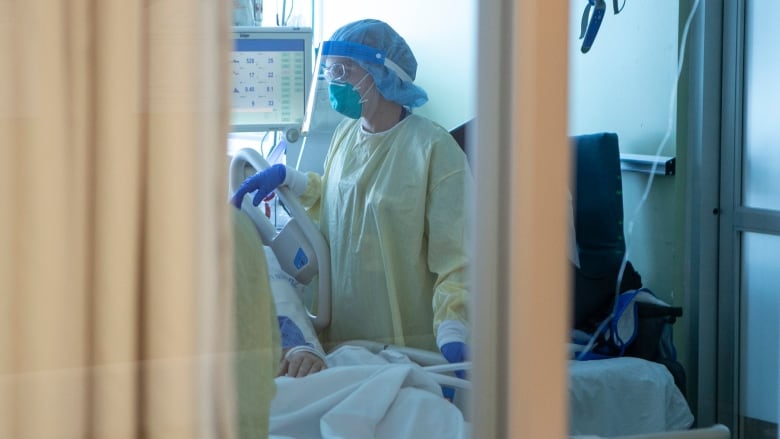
609,288,641,354
580,0,607,54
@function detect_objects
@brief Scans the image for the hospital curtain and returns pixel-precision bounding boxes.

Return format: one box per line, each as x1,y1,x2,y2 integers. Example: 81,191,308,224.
0,1,236,438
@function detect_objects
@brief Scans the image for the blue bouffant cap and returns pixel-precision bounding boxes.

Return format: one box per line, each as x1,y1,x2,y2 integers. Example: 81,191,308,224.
321,19,428,108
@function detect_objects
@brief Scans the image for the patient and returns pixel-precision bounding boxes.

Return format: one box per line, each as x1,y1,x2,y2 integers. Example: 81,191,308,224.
276,313,327,377
263,234,328,378
233,206,326,379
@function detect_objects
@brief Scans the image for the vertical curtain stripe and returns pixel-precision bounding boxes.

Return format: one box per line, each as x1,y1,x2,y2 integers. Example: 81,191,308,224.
92,0,144,436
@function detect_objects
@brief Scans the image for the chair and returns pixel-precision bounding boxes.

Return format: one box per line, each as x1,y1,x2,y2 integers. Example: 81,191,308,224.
569,132,688,396
448,128,638,331
570,132,642,332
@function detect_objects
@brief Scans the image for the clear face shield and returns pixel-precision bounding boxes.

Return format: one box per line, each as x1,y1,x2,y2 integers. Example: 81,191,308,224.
296,47,348,173
302,41,385,135
302,49,349,135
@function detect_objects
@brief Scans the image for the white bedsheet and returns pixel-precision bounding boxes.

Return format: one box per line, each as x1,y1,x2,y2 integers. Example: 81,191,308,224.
269,346,471,439
262,245,691,438
569,357,694,437
269,349,691,438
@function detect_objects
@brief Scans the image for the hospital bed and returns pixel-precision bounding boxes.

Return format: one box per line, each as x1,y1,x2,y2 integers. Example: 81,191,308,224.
611,424,730,439
229,134,695,437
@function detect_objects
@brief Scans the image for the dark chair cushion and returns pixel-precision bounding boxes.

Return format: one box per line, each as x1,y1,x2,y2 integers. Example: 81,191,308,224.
569,132,642,332
571,132,625,276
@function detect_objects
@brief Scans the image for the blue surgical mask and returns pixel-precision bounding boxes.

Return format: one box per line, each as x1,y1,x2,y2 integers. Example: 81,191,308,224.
328,82,363,119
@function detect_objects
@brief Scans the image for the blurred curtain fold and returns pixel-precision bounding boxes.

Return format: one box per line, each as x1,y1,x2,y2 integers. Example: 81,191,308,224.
0,0,235,438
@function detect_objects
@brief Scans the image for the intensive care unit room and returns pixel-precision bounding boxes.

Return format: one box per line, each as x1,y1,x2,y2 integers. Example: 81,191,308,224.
2,0,778,438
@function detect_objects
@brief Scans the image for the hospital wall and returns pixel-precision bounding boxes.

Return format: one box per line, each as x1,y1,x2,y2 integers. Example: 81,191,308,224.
567,0,690,365
317,0,477,131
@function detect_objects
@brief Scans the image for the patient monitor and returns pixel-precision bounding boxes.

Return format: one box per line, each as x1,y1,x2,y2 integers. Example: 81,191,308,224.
230,27,341,176
231,26,313,145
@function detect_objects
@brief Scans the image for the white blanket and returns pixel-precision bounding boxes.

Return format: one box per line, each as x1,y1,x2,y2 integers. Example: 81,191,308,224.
269,349,692,439
569,357,694,437
269,346,471,439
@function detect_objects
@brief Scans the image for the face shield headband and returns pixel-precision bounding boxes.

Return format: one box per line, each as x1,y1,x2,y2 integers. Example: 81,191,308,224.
320,40,413,83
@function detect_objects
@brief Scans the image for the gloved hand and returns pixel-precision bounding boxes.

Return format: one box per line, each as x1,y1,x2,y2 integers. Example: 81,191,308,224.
230,163,287,208
440,341,468,402
440,341,468,379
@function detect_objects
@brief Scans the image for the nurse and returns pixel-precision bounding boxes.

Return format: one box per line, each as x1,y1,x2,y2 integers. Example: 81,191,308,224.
232,18,472,374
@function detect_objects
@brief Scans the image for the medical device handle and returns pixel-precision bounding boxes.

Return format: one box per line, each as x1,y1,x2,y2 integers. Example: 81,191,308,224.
229,157,279,245
229,148,331,332
273,184,331,332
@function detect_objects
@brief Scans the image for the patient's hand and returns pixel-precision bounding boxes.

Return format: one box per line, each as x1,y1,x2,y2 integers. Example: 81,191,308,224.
278,349,327,378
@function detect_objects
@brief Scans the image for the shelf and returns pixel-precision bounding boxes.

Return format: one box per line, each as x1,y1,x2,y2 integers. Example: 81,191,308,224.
620,153,676,176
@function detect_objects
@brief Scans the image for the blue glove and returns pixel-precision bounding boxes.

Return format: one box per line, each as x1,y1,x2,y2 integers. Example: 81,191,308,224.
441,386,457,402
440,341,468,379
231,164,286,208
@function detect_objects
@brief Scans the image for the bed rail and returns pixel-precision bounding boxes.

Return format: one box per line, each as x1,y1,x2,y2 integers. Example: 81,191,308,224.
229,148,331,332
